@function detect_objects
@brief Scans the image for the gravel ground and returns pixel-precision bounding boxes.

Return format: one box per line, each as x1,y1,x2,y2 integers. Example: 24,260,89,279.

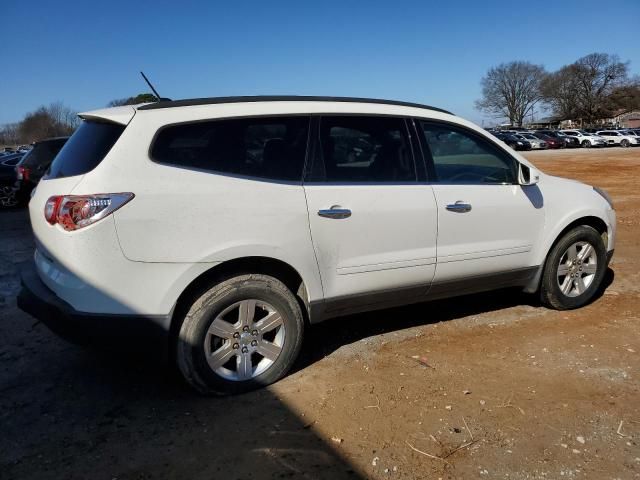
1,147,639,479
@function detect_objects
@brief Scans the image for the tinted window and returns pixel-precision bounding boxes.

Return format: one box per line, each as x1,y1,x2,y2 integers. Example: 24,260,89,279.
22,139,67,171
420,122,517,184
151,116,309,182
48,122,124,179
317,116,415,182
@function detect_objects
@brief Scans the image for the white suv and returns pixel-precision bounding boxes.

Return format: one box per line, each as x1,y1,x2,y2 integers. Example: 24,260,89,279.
559,130,607,148
18,96,616,395
595,130,639,147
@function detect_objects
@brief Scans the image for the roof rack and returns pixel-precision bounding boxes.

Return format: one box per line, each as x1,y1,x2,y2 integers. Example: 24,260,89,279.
137,95,452,115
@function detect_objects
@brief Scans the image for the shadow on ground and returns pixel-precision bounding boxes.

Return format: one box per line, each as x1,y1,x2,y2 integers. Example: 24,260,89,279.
0,207,615,479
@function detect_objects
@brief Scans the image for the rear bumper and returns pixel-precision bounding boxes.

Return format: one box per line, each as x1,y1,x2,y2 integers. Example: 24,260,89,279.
18,262,170,349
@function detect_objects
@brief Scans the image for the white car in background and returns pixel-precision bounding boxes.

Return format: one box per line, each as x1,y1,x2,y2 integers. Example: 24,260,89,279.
515,133,548,149
17,96,616,395
560,130,607,148
595,130,639,147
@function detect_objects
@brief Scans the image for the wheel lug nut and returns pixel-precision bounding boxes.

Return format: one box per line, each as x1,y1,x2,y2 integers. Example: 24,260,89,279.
233,343,239,349
233,332,240,339
241,346,248,353
243,326,250,332
251,340,258,347
252,330,258,336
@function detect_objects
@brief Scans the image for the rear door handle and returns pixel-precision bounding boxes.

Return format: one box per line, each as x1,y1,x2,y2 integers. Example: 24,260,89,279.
318,206,351,219
446,201,472,213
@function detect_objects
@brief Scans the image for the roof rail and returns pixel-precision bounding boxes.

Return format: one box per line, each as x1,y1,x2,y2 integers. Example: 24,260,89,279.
137,95,452,115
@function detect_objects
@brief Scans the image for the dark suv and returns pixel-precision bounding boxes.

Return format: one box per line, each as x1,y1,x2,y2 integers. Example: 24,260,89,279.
14,137,68,204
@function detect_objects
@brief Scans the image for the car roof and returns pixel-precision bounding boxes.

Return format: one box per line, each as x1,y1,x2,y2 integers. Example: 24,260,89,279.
136,95,453,115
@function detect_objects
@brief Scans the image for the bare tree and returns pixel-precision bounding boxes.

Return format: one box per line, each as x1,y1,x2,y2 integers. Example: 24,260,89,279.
542,53,629,123
0,123,21,146
17,103,79,143
475,61,547,126
608,81,640,115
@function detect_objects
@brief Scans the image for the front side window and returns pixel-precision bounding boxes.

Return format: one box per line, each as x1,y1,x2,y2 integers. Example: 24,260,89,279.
419,122,517,184
317,116,416,183
151,116,310,182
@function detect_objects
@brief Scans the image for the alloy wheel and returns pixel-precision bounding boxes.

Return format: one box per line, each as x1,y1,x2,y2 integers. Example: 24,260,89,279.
557,241,598,298
0,186,18,208
204,299,285,381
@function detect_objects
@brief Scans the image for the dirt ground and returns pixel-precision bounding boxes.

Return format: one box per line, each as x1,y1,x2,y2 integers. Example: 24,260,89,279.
1,147,638,480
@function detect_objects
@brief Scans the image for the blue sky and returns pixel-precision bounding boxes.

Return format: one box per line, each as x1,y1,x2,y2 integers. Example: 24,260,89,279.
2,0,639,125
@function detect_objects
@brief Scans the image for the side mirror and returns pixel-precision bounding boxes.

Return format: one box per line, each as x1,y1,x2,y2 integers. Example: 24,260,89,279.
518,163,539,186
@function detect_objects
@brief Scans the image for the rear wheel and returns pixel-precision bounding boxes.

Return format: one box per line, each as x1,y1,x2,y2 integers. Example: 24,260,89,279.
581,140,591,148
176,274,304,395
621,139,630,148
540,226,607,310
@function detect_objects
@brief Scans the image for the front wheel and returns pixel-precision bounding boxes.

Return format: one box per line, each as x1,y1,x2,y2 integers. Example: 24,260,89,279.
540,226,607,310
621,139,629,148
176,274,305,395
581,140,591,148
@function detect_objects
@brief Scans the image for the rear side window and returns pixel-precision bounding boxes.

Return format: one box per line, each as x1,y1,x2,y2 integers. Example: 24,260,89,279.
151,116,310,182
48,121,125,179
317,116,416,183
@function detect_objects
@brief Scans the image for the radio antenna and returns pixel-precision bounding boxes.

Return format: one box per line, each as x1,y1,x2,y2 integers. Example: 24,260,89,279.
140,71,170,101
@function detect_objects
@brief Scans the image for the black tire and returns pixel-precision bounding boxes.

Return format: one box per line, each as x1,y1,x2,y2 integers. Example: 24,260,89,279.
540,226,607,310
581,140,591,148
176,274,305,395
621,139,629,148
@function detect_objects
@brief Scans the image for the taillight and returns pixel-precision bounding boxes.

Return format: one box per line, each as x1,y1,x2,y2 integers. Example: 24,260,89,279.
44,193,134,231
16,166,30,181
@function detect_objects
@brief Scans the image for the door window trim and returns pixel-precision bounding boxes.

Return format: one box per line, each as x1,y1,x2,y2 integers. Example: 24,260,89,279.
415,118,520,186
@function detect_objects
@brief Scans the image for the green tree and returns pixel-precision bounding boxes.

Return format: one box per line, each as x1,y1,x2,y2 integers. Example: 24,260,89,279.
108,93,158,107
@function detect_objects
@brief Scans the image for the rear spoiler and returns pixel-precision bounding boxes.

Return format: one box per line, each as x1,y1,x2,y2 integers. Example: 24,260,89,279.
78,105,137,126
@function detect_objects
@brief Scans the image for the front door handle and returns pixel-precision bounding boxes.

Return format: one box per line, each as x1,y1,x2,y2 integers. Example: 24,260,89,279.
446,201,472,213
318,206,351,219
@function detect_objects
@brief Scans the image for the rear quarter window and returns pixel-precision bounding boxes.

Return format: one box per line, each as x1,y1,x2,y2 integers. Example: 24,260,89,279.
150,116,310,182
47,121,125,179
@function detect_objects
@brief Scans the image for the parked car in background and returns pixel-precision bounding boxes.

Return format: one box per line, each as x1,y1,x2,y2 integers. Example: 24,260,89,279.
618,129,640,140
494,132,531,150
14,137,68,204
18,96,616,394
0,153,24,207
515,133,548,149
535,130,579,148
559,130,607,148
532,133,563,149
595,130,639,147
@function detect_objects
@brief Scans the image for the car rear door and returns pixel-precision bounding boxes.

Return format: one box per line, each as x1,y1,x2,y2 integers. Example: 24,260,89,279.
303,115,438,315
416,120,545,287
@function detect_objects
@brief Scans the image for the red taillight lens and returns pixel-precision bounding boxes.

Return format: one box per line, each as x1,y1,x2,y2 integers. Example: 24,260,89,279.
44,196,63,224
44,193,134,231
16,166,30,181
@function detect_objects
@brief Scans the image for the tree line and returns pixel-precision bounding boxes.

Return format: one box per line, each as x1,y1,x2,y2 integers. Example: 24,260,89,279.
0,93,158,146
476,53,640,126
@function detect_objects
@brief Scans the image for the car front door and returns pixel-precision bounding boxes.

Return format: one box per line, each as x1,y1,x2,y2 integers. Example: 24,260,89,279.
303,115,438,315
416,120,545,287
